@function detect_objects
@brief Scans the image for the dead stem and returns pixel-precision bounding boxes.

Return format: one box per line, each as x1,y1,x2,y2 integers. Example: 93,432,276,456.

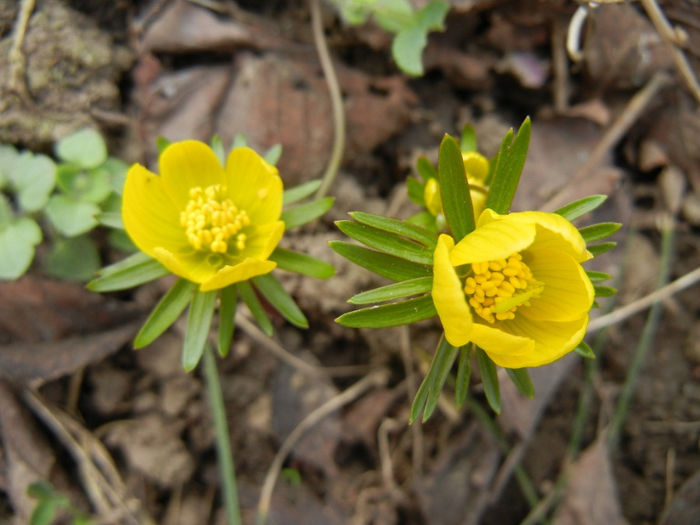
398,326,424,477
8,0,35,104
256,368,390,525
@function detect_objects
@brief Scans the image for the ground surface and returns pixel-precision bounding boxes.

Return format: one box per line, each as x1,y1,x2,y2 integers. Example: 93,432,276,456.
1,1,700,524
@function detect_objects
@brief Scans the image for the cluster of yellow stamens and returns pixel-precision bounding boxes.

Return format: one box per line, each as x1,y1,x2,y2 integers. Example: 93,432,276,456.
464,253,540,323
179,185,250,253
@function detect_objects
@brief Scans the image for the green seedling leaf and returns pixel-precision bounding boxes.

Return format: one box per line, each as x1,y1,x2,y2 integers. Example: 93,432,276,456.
579,222,622,244
0,144,19,189
46,236,100,282
373,0,413,32
439,134,474,240
102,157,129,194
183,290,217,371
350,211,437,248
270,247,335,279
555,194,607,222
586,270,612,282
455,345,471,408
218,285,237,357
416,156,437,181
422,338,459,421
55,128,107,169
264,144,283,165
574,341,595,359
406,176,426,206
282,467,302,487
485,117,531,214
156,136,171,153
45,195,99,237
134,278,197,348
87,252,168,292
0,194,13,226
409,334,454,423
506,368,535,398
329,241,432,281
211,135,225,164
253,273,308,328
0,217,42,280
336,294,436,328
283,179,321,206
281,197,334,229
476,348,501,413
587,241,617,257
594,285,617,297
460,124,477,153
391,1,449,76
108,229,136,252
237,280,273,336
12,152,56,212
349,276,432,305
56,164,112,203
336,220,433,265
97,211,124,229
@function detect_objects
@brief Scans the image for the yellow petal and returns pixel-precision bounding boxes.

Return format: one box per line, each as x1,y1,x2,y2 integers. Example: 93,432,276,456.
432,234,473,346
470,323,534,368
159,140,227,208
225,147,283,224
240,221,285,261
152,247,219,284
122,164,186,257
521,249,595,321
200,259,277,291
450,215,535,265
497,314,589,367
508,211,591,263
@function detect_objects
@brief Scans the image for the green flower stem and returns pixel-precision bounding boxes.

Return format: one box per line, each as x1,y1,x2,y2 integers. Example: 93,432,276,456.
203,345,241,525
607,222,675,450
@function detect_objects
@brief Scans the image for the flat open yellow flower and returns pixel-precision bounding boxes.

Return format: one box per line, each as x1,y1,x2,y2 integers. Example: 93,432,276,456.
123,140,284,291
432,209,595,368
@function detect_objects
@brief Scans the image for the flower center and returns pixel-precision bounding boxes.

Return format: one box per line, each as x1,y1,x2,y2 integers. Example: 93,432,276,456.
463,253,542,323
179,185,250,253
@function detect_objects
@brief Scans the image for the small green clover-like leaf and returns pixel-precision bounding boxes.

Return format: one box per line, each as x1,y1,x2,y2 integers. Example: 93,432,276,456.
12,152,57,213
0,194,13,226
56,164,112,203
0,217,42,280
55,128,107,169
45,194,100,237
391,1,449,76
0,144,19,189
45,235,101,282
102,157,129,195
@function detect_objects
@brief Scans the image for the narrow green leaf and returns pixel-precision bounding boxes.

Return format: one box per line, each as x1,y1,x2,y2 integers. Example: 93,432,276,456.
586,270,612,282
283,179,321,206
574,341,596,359
218,285,237,357
329,241,432,281
579,222,622,243
350,211,437,248
506,368,535,398
406,210,436,230
416,157,437,181
594,285,617,297
460,124,477,153
211,135,225,164
336,295,436,328
587,241,617,257
476,348,501,413
253,273,308,329
232,133,247,149
438,134,475,240
237,280,273,336
263,144,283,165
422,338,459,422
336,221,433,265
555,194,607,221
182,290,217,371
455,345,472,408
30,500,57,525
270,248,334,279
349,276,432,305
485,117,531,214
409,334,451,423
281,197,334,229
406,176,426,206
134,278,196,348
156,136,171,153
87,255,168,292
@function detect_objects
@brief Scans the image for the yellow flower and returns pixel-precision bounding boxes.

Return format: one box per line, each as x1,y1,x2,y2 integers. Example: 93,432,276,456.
122,140,284,291
423,151,490,221
432,209,595,368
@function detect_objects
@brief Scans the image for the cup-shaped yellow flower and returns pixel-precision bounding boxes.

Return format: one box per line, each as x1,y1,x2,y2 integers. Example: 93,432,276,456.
432,209,595,368
122,140,284,291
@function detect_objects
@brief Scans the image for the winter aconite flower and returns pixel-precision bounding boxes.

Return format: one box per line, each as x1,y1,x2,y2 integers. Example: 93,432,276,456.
432,209,595,368
123,140,284,291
